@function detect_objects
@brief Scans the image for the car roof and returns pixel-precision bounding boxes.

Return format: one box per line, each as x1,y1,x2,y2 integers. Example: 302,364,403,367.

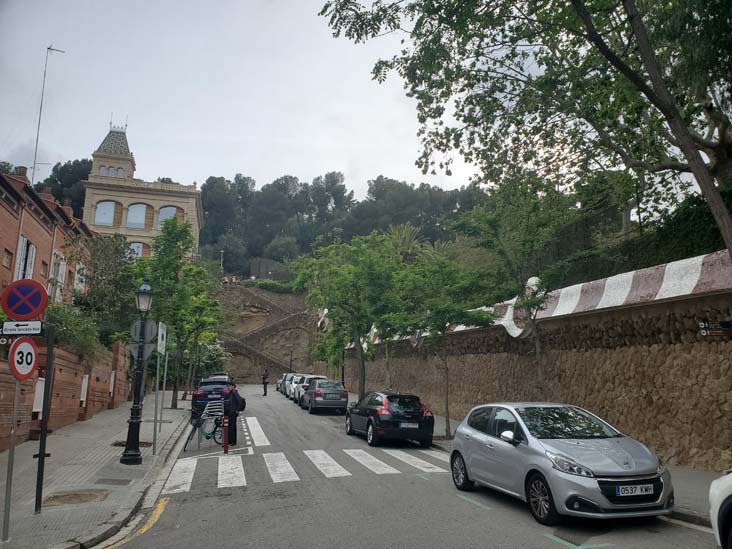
472,402,573,409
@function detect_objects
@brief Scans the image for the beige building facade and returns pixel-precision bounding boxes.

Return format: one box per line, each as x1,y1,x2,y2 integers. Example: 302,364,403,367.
82,126,202,256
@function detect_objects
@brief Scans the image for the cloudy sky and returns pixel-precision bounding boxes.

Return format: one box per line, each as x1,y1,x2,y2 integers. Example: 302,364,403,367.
0,0,474,197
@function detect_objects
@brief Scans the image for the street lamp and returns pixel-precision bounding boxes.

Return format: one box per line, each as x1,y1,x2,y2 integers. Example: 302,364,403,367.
121,280,153,465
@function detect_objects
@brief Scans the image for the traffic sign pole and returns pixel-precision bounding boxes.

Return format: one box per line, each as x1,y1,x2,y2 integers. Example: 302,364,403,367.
153,353,160,455
160,352,169,432
2,379,20,542
35,324,55,514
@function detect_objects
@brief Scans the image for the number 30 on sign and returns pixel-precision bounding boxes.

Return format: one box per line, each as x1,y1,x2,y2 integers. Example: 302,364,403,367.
8,336,39,381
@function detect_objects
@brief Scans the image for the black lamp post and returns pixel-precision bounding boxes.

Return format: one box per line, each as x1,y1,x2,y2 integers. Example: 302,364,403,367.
121,280,153,465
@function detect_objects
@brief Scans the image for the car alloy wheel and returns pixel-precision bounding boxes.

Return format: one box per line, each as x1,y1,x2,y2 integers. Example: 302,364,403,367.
367,423,378,446
346,415,353,434
451,453,473,491
309,400,315,414
527,474,560,525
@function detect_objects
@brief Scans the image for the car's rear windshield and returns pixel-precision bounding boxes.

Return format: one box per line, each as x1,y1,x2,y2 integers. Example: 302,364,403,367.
317,380,344,390
197,381,226,389
387,395,422,413
515,406,621,439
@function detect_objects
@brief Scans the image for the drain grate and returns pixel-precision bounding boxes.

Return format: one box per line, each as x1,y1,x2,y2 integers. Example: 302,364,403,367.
111,441,153,447
96,478,132,486
44,490,109,506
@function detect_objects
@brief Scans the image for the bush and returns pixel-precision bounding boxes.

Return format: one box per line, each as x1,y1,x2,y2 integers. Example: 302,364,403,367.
45,303,102,360
255,279,298,294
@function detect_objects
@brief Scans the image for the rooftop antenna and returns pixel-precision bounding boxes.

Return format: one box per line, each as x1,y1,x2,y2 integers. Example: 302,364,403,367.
124,115,128,131
31,44,65,187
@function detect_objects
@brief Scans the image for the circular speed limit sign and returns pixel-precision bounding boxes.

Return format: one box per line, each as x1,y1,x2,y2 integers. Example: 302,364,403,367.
8,336,39,381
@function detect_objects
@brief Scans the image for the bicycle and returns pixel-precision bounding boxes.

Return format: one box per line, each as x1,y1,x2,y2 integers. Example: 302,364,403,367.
184,400,225,451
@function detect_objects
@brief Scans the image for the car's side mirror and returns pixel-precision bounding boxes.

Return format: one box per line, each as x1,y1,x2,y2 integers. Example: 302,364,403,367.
500,430,517,445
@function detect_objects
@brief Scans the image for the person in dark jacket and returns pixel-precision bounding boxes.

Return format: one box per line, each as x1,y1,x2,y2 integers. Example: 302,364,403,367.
262,369,269,396
226,383,245,445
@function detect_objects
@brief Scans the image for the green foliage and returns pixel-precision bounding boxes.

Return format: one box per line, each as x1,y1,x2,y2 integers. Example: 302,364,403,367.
70,234,137,346
34,159,91,218
263,235,299,262
0,161,13,174
255,279,298,294
45,303,101,360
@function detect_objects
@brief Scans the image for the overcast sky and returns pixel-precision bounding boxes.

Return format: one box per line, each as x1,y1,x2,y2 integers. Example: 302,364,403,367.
0,0,474,198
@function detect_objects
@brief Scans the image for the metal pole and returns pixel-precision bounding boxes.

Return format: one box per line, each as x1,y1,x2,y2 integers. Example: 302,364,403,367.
31,46,64,187
121,317,147,464
2,380,21,541
35,324,55,514
159,351,168,432
153,352,160,455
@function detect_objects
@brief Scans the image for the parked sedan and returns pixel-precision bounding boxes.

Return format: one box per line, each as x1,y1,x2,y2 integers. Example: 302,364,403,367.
191,378,230,415
301,379,348,414
289,374,309,401
295,375,327,405
284,373,301,399
345,391,434,447
710,469,732,549
451,403,674,525
276,373,287,393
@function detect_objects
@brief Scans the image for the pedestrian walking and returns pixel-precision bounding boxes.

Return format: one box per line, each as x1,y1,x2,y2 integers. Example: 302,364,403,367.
262,369,269,396
226,382,246,445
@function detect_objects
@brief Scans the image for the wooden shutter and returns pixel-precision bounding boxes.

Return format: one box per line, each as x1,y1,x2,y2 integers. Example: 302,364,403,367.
142,243,151,258
13,235,27,281
113,202,123,227
25,243,36,279
145,205,154,229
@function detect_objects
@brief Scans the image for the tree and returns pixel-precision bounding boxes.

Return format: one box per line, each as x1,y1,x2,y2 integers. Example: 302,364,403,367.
35,159,92,218
263,235,300,263
320,1,732,255
200,176,237,245
386,248,492,436
156,177,174,183
0,161,13,174
293,233,402,400
69,234,137,345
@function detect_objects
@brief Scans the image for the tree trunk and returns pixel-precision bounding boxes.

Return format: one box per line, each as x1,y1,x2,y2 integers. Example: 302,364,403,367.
182,339,199,400
442,352,451,438
170,347,181,410
531,319,544,398
354,328,366,401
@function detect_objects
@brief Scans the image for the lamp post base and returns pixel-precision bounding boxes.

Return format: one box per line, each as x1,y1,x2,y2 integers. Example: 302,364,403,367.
120,450,142,465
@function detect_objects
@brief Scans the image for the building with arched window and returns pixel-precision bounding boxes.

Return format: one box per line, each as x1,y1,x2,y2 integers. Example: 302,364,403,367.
81,125,202,251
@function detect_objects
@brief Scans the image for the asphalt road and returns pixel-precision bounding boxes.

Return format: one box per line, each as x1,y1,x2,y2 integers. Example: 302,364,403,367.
120,384,714,549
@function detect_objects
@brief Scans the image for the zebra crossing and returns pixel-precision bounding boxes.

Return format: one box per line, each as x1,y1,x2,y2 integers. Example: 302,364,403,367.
162,448,448,494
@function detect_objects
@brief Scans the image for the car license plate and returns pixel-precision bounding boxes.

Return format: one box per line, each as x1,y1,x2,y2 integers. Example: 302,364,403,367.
324,394,339,400
615,484,654,496
208,394,220,399
400,422,419,429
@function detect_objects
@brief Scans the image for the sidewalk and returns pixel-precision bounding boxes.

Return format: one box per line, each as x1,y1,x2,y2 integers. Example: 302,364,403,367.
429,413,720,527
0,391,189,548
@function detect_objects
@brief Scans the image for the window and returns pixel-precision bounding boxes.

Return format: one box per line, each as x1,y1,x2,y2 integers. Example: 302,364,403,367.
2,249,12,269
515,406,621,440
129,242,144,257
157,206,178,228
491,408,519,438
126,204,147,228
13,237,36,280
467,407,492,434
369,394,384,407
116,167,124,177
387,395,422,414
41,261,49,277
99,166,107,176
94,201,116,226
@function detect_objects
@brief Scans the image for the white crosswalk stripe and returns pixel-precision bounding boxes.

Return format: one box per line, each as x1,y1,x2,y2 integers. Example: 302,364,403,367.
382,449,448,473
418,450,450,464
263,452,300,483
304,450,351,478
217,455,247,488
246,417,270,446
343,449,400,474
163,458,197,494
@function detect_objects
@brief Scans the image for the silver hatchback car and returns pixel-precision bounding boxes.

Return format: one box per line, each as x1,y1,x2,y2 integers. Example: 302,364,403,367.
451,403,674,525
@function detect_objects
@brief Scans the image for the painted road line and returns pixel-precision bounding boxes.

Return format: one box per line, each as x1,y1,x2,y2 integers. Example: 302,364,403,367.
343,449,400,474
162,458,197,494
418,449,450,463
543,534,613,548
263,452,300,483
217,455,247,488
457,494,492,511
246,417,271,446
382,449,448,473
304,450,352,478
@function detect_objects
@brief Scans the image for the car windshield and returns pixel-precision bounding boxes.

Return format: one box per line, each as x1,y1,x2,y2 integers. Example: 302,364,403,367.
317,381,344,390
197,381,226,390
515,406,621,439
387,395,422,413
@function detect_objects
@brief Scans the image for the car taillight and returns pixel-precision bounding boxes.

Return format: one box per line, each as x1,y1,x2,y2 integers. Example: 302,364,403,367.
341,391,348,399
314,389,322,397
376,396,392,416
420,400,433,418
303,384,309,390
193,390,203,397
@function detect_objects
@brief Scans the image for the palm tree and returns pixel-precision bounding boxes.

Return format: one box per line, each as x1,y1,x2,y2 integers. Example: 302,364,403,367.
385,224,424,262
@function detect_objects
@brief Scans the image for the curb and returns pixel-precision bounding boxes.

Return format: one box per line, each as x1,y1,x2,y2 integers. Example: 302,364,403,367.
430,440,712,529
72,412,190,549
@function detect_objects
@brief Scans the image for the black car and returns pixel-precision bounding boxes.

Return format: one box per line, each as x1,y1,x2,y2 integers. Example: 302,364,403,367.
345,391,434,447
192,378,231,414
